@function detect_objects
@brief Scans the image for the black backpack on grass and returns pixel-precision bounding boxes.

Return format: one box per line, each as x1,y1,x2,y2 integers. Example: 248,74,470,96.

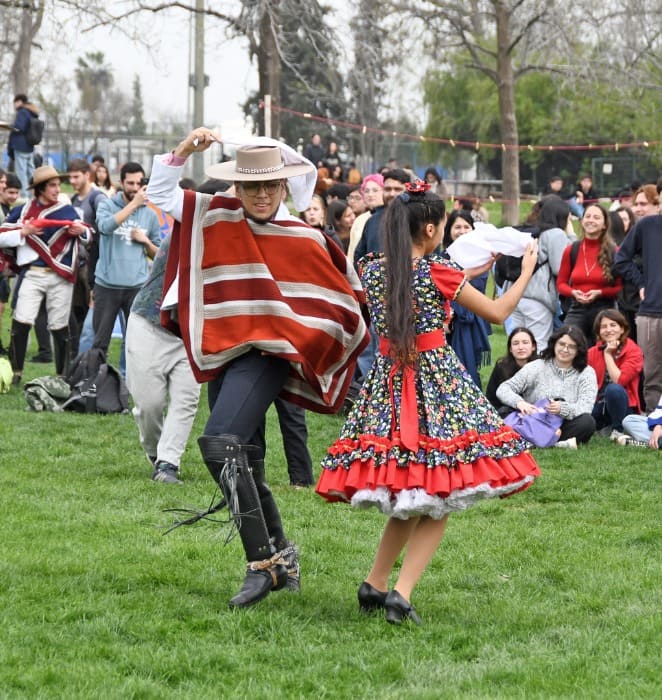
63,348,129,414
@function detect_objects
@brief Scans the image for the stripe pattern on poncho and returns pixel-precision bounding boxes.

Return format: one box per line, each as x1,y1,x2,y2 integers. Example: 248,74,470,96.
0,201,91,282
162,190,369,413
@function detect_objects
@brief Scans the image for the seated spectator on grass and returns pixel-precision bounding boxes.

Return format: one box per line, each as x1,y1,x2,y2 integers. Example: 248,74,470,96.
587,309,643,441
486,327,538,417
496,324,598,447
620,395,662,449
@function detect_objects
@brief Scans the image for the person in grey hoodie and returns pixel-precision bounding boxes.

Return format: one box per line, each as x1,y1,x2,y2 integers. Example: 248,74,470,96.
505,195,573,351
93,161,160,354
497,324,598,445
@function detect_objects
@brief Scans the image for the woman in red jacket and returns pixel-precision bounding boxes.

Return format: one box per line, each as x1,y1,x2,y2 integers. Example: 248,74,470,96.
557,203,622,344
587,308,643,440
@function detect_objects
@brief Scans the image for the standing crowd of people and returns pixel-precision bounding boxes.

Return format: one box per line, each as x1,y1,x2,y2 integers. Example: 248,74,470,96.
2,114,661,626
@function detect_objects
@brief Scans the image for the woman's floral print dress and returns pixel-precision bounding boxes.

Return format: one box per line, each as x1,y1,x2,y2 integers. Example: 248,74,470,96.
316,253,540,519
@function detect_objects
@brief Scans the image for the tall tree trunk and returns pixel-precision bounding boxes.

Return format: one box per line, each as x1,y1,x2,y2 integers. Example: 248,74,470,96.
11,4,44,95
495,2,520,225
258,1,281,138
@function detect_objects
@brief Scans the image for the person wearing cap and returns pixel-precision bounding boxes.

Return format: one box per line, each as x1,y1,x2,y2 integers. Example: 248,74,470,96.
146,128,369,609
0,166,92,385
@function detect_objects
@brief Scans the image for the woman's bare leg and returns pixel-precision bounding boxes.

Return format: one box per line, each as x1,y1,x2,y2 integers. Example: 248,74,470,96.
364,516,419,591
393,515,448,601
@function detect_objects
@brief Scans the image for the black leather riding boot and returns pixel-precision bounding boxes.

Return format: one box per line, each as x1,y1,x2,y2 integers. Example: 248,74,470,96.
247,449,300,592
8,320,31,374
198,434,288,608
51,327,71,377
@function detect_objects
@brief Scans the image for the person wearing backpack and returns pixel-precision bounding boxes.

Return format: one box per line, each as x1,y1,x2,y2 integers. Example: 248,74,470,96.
8,94,41,197
556,203,621,345
503,195,573,352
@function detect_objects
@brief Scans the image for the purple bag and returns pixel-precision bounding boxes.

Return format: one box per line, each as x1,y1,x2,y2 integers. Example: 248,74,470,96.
503,398,563,448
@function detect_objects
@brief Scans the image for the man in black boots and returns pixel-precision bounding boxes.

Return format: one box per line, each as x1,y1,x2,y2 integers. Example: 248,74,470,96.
0,166,92,385
147,129,368,608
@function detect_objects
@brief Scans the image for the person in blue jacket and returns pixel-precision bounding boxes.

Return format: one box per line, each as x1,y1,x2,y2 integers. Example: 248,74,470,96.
443,210,492,388
92,161,160,355
8,94,40,197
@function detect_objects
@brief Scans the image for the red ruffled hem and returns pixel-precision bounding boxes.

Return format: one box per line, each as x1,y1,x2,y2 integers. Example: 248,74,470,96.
315,452,541,503
326,424,524,456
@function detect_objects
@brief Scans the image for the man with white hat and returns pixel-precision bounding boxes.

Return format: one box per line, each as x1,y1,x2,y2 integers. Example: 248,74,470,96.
147,128,368,609
0,166,92,385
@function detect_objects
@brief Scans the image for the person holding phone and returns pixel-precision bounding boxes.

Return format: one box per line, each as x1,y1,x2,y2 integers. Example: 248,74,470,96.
92,161,161,355
497,325,598,448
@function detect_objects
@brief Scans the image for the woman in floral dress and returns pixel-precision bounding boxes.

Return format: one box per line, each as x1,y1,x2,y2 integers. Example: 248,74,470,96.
316,182,542,625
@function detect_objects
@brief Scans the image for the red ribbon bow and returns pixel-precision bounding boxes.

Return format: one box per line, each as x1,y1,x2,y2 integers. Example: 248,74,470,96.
379,329,446,452
404,179,431,194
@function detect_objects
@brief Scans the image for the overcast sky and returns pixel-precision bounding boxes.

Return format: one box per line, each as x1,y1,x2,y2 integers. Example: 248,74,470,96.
68,9,255,139
56,4,351,142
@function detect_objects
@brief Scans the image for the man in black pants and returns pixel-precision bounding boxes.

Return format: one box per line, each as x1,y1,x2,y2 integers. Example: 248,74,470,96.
148,128,368,608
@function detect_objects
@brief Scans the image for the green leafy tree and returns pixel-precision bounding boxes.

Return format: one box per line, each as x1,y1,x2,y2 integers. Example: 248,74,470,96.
75,51,113,135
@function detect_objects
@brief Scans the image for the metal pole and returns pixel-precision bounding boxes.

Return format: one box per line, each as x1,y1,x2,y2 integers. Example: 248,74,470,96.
192,0,205,183
264,94,271,138
187,10,193,131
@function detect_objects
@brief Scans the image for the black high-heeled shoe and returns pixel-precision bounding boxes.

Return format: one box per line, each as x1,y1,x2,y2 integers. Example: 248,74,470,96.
357,581,388,612
384,590,422,625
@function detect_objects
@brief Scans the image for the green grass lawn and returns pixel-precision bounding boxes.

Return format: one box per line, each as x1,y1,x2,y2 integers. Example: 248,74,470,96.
0,324,660,698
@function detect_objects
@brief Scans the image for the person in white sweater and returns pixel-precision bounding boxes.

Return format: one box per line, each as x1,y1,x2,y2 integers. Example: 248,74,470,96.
497,324,598,446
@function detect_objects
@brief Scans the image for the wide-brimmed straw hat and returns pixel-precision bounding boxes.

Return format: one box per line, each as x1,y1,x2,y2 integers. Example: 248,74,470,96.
28,165,68,189
206,146,315,182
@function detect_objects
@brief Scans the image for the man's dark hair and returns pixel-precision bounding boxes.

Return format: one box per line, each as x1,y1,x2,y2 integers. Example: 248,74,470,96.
5,173,22,190
14,94,28,104
381,168,410,185
120,162,145,181
91,154,105,164
196,178,229,194
326,183,350,200
179,177,197,191
67,158,90,174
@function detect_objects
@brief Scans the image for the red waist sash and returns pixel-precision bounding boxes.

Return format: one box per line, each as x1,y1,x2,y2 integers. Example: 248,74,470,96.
379,329,446,451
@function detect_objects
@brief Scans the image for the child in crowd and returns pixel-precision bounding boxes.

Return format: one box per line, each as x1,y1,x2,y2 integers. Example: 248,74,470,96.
316,181,541,625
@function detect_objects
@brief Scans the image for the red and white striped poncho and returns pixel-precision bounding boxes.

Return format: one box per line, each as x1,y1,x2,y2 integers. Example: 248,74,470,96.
162,190,370,413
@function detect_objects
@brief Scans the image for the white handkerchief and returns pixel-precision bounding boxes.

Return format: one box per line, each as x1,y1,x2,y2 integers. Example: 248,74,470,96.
445,222,533,268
